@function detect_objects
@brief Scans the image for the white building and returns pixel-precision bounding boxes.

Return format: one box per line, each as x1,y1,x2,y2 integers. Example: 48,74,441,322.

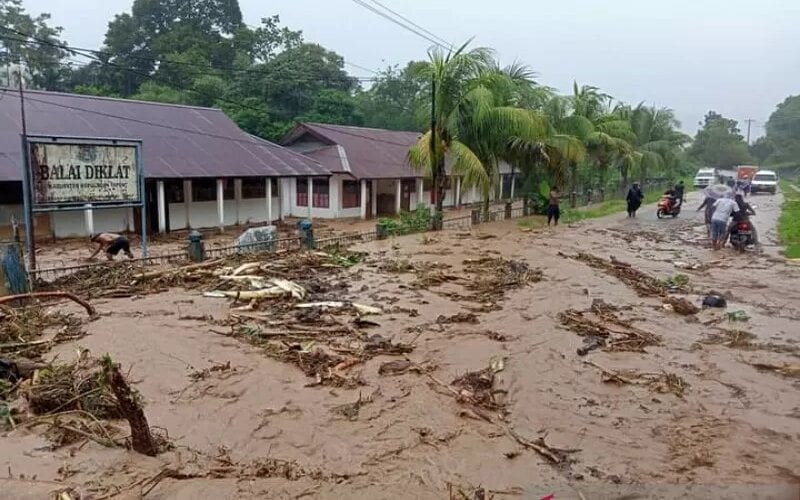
0,89,329,239
281,122,520,219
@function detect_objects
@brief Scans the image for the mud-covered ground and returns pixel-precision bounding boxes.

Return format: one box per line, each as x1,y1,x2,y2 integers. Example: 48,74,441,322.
2,191,799,499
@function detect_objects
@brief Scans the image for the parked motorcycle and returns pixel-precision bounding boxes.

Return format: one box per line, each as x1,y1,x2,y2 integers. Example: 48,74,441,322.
729,219,755,252
656,196,681,219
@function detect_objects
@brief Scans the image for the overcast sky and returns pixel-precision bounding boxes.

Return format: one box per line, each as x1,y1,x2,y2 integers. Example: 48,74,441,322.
23,0,800,136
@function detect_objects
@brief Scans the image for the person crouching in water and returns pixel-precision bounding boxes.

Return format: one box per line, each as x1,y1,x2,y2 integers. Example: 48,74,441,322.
89,232,134,261
547,187,561,227
626,182,644,217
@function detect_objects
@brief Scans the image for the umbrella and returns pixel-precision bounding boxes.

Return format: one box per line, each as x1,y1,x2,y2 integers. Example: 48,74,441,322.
703,184,733,200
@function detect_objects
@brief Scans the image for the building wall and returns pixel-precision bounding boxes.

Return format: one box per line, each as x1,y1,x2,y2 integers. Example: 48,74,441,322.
52,207,132,238
284,176,339,219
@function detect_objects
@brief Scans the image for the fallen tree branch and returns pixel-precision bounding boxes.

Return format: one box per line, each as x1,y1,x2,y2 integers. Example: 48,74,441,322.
137,259,223,280
0,291,96,317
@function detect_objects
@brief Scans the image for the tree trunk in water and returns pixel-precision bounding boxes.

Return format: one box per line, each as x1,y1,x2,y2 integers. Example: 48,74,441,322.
104,359,158,456
621,164,629,192
570,162,578,208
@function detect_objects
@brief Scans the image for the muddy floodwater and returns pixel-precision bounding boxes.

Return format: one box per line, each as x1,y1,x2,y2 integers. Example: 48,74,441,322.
2,191,799,499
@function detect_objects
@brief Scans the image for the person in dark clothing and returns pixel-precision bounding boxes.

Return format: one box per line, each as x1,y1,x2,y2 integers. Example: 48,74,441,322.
626,183,644,217
728,193,758,243
674,180,685,207
547,187,560,227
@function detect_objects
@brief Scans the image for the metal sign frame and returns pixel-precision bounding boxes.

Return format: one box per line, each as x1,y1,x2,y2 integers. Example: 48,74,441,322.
20,135,149,269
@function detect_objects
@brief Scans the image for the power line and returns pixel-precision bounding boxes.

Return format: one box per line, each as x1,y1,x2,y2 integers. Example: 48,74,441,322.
350,0,447,49
365,0,452,48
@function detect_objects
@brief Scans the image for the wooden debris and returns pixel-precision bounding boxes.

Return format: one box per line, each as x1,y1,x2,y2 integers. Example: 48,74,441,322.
102,356,158,456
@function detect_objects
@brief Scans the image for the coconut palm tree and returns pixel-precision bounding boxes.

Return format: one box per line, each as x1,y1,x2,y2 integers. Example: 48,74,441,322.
408,42,550,219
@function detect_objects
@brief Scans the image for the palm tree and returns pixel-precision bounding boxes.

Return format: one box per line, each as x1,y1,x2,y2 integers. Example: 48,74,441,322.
409,42,550,219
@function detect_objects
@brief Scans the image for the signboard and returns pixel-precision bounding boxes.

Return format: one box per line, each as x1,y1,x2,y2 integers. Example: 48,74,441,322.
28,140,141,207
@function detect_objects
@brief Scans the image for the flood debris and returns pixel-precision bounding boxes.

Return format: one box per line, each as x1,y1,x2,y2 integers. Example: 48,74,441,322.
462,258,542,302
452,357,506,410
378,359,414,376
702,293,727,308
0,304,86,357
330,390,377,421
747,362,800,379
559,306,661,353
585,361,689,398
506,427,579,465
564,252,667,297
663,296,700,315
437,312,480,325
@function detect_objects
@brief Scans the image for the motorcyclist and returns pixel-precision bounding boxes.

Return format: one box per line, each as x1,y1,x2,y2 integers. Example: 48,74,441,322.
729,193,757,244
661,188,677,212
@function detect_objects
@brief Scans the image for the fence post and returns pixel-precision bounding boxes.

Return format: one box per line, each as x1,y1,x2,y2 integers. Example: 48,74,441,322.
504,201,512,220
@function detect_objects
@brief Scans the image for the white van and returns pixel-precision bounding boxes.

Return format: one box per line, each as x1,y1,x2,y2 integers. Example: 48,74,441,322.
750,170,778,194
693,168,716,188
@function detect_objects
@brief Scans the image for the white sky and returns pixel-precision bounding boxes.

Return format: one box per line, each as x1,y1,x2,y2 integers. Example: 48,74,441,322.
23,0,800,136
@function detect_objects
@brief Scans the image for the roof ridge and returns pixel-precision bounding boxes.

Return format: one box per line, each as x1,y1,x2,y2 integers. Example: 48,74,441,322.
305,122,421,135
1,87,226,113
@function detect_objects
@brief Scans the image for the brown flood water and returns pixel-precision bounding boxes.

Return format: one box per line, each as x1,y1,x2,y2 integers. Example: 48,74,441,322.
2,191,799,499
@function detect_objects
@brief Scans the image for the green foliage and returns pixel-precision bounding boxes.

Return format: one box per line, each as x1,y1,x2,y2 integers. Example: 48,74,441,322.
0,0,71,90
689,111,753,168
378,205,432,236
765,95,800,165
355,62,427,131
778,180,800,259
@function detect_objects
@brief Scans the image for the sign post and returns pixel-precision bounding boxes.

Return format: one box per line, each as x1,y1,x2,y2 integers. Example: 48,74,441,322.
20,136,148,268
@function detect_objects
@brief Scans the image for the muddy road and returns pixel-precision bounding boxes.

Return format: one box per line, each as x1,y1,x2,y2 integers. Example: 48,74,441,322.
2,191,798,499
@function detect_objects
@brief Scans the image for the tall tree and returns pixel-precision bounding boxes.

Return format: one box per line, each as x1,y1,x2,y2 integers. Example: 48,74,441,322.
689,111,753,168
0,0,70,89
355,62,427,131
764,95,800,165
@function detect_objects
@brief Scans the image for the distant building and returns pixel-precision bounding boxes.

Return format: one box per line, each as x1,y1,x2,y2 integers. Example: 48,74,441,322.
0,89,329,238
282,122,519,219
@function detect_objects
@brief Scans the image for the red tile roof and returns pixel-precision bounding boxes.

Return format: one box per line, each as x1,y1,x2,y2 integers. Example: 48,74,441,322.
0,88,329,181
282,122,424,180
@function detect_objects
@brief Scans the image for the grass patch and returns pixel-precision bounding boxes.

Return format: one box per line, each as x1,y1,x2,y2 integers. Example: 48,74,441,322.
778,180,800,258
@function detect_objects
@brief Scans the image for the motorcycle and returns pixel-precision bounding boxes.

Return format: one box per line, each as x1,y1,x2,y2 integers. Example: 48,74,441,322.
729,219,755,252
656,196,681,219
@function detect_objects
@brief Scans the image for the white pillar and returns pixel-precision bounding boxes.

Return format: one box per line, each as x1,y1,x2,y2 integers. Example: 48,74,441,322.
156,180,166,233
360,179,368,220
395,179,402,214
307,176,313,219
371,180,378,217
266,177,273,224
84,204,94,236
455,176,462,208
183,180,192,229
216,178,224,231
510,175,516,200
472,186,478,205
416,178,424,209
234,178,242,225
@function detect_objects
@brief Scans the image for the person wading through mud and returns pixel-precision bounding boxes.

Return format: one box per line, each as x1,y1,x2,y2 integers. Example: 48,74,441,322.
89,232,134,261
697,195,716,236
547,187,561,227
710,196,739,250
674,180,685,207
626,182,644,217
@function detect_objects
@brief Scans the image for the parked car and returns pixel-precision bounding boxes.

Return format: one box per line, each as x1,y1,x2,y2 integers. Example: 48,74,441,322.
750,170,778,194
693,168,716,188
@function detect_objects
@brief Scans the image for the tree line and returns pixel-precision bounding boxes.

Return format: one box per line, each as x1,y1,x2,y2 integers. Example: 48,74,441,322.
3,0,796,198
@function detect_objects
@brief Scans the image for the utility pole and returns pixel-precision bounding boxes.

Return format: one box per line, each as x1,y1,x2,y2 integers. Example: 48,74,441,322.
429,77,438,229
16,59,36,270
744,118,755,145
